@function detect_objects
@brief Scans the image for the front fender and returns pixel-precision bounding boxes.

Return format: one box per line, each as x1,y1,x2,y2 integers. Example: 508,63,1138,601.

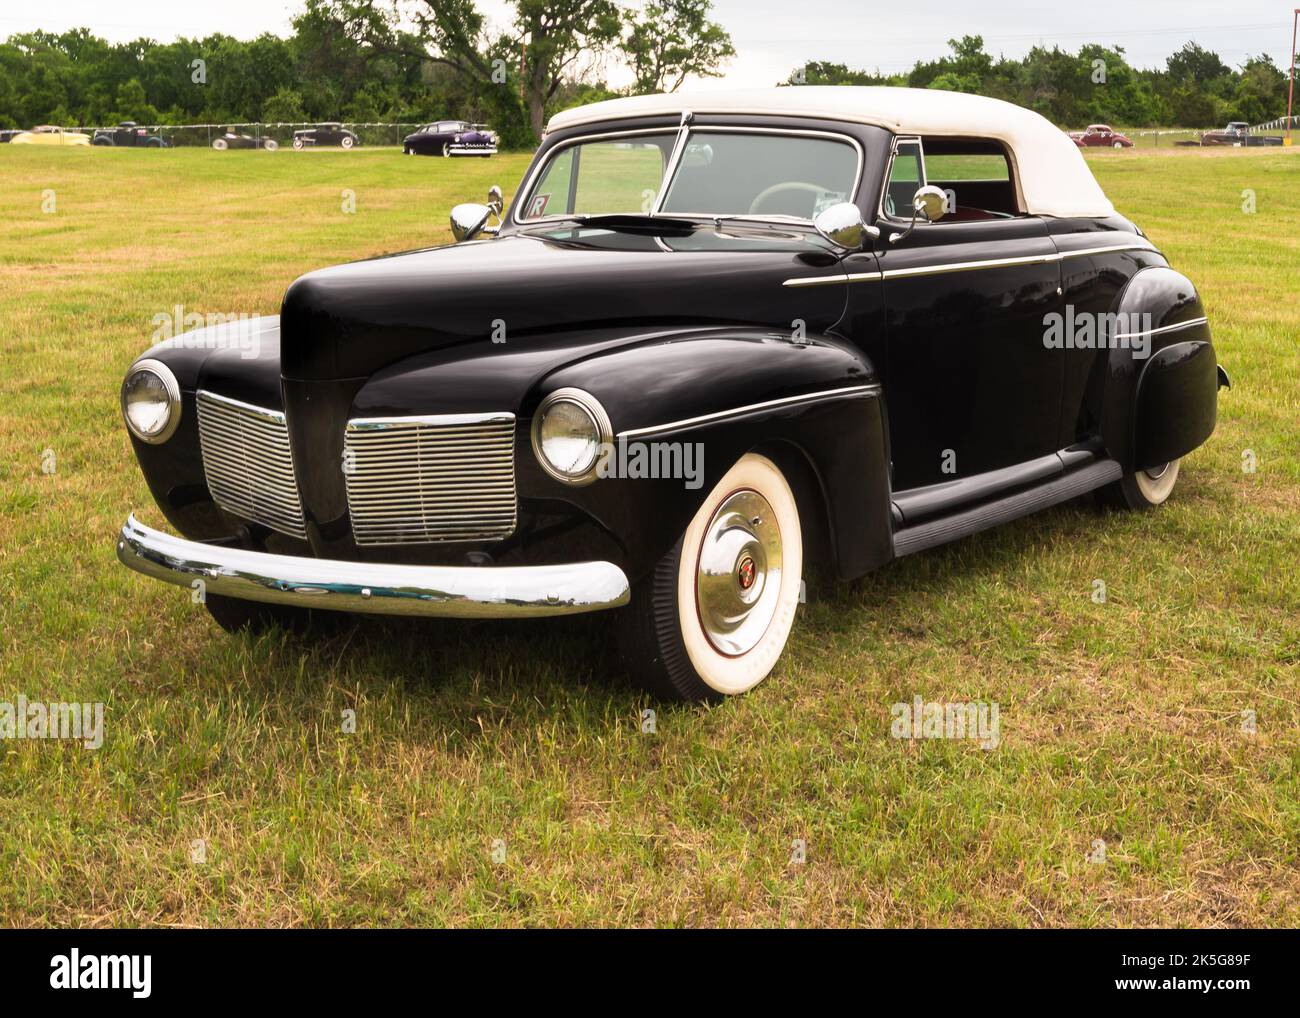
532,328,892,581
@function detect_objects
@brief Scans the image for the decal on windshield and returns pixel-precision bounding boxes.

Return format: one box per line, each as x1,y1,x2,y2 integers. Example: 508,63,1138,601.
812,191,847,216
526,193,551,218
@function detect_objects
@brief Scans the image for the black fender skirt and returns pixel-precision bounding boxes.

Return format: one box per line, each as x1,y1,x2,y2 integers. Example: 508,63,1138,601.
1133,339,1219,472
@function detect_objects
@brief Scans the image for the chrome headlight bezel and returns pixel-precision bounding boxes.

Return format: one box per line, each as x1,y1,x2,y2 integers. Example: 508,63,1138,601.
530,387,612,486
121,358,182,444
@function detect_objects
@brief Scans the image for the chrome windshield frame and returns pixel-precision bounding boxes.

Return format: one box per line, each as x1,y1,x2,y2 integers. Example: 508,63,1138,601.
510,120,865,231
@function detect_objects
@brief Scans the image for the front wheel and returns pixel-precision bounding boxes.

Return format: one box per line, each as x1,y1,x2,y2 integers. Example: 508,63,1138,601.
441,142,451,157
1098,459,1180,509
211,138,228,151
616,453,803,702
262,139,279,152
341,135,354,149
1112,140,1125,149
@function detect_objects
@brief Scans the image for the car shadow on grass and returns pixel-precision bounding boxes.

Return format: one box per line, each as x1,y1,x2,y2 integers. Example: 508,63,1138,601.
205,492,1144,732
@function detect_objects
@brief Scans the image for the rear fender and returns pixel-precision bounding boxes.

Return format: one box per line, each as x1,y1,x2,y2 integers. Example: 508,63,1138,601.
1102,266,1218,472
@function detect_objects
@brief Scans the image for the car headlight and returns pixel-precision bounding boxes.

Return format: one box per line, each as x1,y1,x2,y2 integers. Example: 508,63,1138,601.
121,358,181,443
531,388,612,485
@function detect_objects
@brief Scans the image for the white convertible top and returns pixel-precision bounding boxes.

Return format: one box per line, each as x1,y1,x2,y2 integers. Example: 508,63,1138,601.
547,86,1115,219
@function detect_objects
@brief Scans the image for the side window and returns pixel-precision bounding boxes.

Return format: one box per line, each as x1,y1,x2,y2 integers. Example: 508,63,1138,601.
883,139,924,219
921,138,1021,220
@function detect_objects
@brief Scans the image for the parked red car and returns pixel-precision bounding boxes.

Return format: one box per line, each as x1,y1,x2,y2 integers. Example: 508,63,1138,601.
1067,124,1134,148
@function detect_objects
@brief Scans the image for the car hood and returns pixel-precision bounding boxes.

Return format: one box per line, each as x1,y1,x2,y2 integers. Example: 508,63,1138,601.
278,229,848,381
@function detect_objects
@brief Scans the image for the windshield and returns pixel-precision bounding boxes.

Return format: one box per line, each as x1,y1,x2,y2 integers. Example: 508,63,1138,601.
517,128,859,223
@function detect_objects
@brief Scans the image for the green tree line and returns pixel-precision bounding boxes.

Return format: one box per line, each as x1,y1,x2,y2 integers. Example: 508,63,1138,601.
2,7,1294,143
0,0,734,146
797,36,1296,128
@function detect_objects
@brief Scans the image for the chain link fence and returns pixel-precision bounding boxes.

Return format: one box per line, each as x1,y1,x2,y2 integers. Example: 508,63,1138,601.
11,122,431,149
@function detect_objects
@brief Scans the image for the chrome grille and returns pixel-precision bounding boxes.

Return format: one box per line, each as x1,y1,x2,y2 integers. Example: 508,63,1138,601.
196,390,307,539
343,413,517,546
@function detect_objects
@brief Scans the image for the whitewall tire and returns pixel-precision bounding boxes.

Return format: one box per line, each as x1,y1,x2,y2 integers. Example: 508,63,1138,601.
617,453,803,701
1100,459,1180,509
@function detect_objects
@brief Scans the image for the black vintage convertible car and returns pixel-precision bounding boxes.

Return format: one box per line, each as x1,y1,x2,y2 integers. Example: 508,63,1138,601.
116,87,1225,701
292,123,360,150
93,121,169,147
211,129,278,151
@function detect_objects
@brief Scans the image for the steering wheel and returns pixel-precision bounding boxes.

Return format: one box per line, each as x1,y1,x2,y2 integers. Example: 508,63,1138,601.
748,181,827,216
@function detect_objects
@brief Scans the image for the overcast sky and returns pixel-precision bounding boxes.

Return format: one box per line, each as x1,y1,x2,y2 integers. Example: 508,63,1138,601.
2,1,1295,88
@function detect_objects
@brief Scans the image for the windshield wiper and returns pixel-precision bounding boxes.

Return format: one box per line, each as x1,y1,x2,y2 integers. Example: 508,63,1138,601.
568,214,699,236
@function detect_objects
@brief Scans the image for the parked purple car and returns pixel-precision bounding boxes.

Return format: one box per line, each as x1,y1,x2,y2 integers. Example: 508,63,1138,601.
402,120,497,157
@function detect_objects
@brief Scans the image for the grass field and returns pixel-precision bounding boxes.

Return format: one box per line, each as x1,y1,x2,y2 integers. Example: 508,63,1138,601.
1,144,1297,927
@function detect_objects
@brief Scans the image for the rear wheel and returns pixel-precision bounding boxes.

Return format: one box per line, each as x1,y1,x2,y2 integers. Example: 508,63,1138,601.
616,453,803,702
1099,459,1180,509
292,137,305,150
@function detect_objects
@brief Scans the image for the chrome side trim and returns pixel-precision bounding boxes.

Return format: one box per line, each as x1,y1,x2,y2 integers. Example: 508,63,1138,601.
880,251,1059,280
784,270,882,288
116,514,631,619
617,384,880,440
781,241,1156,288
1111,315,1208,341
1056,242,1155,259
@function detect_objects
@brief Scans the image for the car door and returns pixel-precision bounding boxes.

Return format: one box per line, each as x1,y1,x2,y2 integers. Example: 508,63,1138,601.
860,136,1065,494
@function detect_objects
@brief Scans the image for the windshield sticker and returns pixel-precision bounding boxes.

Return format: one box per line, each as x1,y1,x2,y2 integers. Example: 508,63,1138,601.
812,191,847,216
526,193,551,218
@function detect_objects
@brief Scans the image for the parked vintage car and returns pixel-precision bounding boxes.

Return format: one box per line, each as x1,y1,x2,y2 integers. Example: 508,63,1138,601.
11,125,92,147
402,120,496,156
0,129,23,143
292,123,360,150
116,87,1226,701
1068,124,1134,148
211,129,278,151
93,121,169,147
1200,121,1283,147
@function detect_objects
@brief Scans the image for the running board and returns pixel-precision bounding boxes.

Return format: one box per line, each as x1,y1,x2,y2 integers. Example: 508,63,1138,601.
892,459,1123,557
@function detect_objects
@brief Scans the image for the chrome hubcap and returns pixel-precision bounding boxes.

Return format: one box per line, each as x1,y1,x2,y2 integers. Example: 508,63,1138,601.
695,489,782,656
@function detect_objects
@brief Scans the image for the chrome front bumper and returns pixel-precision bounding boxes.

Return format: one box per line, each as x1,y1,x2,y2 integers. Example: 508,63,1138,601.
449,144,497,156
116,514,630,619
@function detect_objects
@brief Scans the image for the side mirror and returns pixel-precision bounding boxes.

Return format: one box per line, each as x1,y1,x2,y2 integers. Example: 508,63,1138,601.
450,203,492,242
913,184,948,223
813,202,880,250
889,185,949,244
451,185,504,242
